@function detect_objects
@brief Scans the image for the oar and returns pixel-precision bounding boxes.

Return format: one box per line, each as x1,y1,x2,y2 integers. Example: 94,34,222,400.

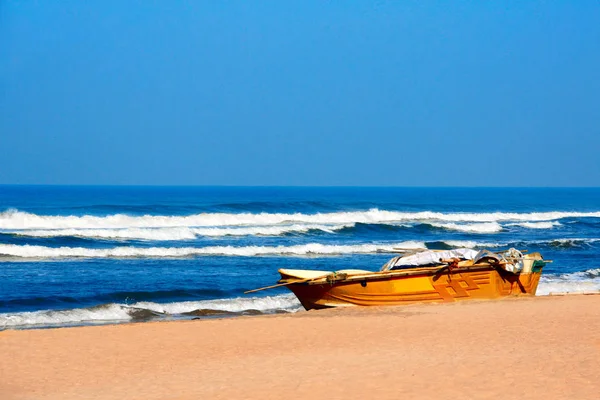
244,277,316,294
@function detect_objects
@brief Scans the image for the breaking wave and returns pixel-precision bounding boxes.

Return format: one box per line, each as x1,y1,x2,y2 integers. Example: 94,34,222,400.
3,274,599,328
438,240,503,248
1,208,598,230
539,238,600,248
444,238,600,250
5,220,563,242
0,241,427,260
537,268,600,295
0,294,302,329
133,293,300,314
506,221,562,229
2,238,597,261
429,222,503,234
2,238,598,261
9,223,354,241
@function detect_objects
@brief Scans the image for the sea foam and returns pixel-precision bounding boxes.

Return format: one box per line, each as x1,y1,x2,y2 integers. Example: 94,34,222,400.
537,268,600,295
132,293,301,314
0,241,427,260
0,303,132,328
1,208,599,230
10,223,354,241
0,294,302,329
430,222,503,234
506,221,562,229
1,238,598,260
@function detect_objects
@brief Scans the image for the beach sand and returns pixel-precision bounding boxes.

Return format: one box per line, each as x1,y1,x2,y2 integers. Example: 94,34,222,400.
1,295,599,400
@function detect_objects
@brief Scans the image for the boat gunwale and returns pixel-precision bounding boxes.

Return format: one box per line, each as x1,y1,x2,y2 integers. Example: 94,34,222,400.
286,263,542,286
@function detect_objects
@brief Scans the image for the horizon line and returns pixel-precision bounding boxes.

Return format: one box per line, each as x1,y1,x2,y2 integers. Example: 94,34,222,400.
1,184,599,189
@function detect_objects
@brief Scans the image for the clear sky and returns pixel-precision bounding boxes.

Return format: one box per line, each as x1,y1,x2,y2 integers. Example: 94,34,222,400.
1,1,599,186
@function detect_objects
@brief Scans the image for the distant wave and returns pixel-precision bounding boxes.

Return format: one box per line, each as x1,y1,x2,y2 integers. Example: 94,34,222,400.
8,223,354,241
428,238,600,250
2,238,597,261
429,222,503,234
4,222,505,241
0,294,301,329
2,237,599,261
1,219,559,241
0,241,427,260
536,238,600,248
506,221,562,229
1,208,598,230
438,240,503,248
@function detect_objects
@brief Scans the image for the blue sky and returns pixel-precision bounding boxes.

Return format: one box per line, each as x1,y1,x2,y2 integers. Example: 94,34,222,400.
1,1,599,186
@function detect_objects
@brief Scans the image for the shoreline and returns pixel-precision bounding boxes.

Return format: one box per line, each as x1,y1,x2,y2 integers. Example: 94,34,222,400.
4,291,600,332
1,295,599,399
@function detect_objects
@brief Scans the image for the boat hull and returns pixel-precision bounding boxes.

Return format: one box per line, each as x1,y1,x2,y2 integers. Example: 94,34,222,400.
284,267,543,310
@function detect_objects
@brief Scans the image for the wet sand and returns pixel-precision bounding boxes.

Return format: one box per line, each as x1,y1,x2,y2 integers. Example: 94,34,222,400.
1,295,599,400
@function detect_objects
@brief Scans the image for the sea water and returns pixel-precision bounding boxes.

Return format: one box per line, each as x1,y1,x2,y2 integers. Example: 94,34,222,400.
1,186,599,329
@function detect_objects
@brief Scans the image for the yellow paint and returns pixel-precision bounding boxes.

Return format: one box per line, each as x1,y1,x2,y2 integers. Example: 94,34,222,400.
391,276,434,292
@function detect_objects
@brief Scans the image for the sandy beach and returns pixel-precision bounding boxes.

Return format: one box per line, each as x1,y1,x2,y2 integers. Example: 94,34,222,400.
1,295,599,400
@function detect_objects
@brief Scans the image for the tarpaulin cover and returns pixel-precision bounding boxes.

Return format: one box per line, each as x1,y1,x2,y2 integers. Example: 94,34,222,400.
386,248,479,270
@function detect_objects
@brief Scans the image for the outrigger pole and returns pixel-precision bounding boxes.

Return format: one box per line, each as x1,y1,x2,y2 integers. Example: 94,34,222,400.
244,277,320,294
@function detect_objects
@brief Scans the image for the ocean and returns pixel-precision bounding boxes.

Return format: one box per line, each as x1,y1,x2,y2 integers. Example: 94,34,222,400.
1,186,599,329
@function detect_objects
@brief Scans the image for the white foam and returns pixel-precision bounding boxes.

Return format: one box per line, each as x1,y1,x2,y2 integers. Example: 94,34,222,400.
430,222,503,234
1,208,599,230
537,269,600,295
0,304,132,328
506,221,562,229
0,241,427,260
537,238,600,247
17,227,198,241
441,240,503,248
2,238,596,261
10,223,354,241
134,293,301,314
445,238,600,249
0,294,301,329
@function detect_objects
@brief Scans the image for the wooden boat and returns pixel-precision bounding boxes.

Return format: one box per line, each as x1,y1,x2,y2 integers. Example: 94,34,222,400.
247,248,549,310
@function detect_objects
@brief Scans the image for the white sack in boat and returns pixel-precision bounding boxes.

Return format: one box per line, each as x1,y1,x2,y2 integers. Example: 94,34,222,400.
500,248,525,273
474,248,524,273
387,248,479,270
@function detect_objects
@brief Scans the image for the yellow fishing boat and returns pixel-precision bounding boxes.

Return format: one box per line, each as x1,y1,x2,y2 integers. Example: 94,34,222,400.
247,248,549,310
